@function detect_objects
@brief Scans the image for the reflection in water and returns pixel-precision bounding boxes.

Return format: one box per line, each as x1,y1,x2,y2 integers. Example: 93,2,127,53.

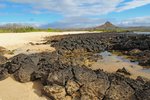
91,51,150,79
99,51,139,65
134,32,150,34
140,69,150,73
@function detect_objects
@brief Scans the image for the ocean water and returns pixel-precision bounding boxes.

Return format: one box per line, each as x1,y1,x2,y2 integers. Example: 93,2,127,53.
134,32,150,34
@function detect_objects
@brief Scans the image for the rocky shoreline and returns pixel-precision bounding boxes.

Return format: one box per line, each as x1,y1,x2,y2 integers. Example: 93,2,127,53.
0,32,150,100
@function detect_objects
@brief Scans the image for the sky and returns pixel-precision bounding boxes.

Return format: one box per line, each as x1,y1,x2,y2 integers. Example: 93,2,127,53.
0,0,150,28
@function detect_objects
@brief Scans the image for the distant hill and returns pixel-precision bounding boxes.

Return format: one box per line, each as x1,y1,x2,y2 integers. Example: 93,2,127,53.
94,21,118,30
89,22,150,32
84,21,124,32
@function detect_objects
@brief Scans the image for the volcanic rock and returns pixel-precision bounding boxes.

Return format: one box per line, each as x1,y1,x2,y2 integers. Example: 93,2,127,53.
116,67,131,76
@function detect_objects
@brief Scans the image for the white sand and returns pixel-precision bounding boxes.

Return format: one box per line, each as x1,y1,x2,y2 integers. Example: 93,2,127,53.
0,77,48,100
0,32,89,49
0,31,89,58
0,31,90,100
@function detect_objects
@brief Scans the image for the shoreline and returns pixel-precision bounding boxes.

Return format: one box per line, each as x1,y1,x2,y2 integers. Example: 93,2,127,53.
0,32,150,100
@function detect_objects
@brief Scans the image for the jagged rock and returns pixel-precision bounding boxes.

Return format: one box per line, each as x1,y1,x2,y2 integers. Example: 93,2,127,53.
47,67,73,86
116,67,131,76
95,69,109,80
136,76,150,83
105,74,136,100
135,89,150,100
43,84,66,100
73,66,97,84
46,33,150,67
9,54,37,82
80,78,110,100
8,54,36,74
13,66,35,82
66,80,80,95
0,64,9,81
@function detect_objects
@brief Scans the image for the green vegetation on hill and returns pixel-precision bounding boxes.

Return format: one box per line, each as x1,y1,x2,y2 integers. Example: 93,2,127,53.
0,27,38,33
0,27,62,33
47,28,62,32
95,29,131,33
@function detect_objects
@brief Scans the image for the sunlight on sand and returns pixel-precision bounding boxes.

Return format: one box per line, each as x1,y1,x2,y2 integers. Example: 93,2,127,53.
0,77,48,100
0,32,90,58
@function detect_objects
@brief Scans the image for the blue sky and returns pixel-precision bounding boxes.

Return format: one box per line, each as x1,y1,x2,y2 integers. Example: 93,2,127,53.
0,0,150,28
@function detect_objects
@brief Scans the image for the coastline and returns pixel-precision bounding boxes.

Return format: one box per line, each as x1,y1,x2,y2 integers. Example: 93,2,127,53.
0,32,150,100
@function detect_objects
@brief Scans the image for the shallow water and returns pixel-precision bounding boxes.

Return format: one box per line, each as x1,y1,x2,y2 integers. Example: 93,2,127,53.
134,32,150,34
99,51,139,65
91,51,150,79
140,69,150,73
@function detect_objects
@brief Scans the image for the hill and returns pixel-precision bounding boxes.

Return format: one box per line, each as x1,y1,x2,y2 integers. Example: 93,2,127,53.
94,21,118,30
85,21,127,32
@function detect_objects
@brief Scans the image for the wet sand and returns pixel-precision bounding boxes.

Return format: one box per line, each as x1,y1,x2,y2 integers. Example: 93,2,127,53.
91,51,150,79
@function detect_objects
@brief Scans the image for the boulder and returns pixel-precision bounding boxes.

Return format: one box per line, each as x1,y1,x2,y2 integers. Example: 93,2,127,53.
116,67,131,76
43,84,66,100
66,80,80,95
47,67,73,86
80,78,110,100
9,54,37,82
0,64,9,81
13,65,35,82
105,74,136,100
73,66,97,84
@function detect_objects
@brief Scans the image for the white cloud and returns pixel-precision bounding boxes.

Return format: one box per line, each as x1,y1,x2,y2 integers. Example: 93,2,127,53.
43,16,150,28
117,0,150,12
41,17,115,28
119,16,150,26
5,0,150,17
2,0,150,28
7,0,123,16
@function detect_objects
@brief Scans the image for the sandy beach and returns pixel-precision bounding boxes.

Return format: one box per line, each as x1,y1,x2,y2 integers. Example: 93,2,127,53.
0,31,90,100
0,77,48,100
0,31,89,58
0,32,150,100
